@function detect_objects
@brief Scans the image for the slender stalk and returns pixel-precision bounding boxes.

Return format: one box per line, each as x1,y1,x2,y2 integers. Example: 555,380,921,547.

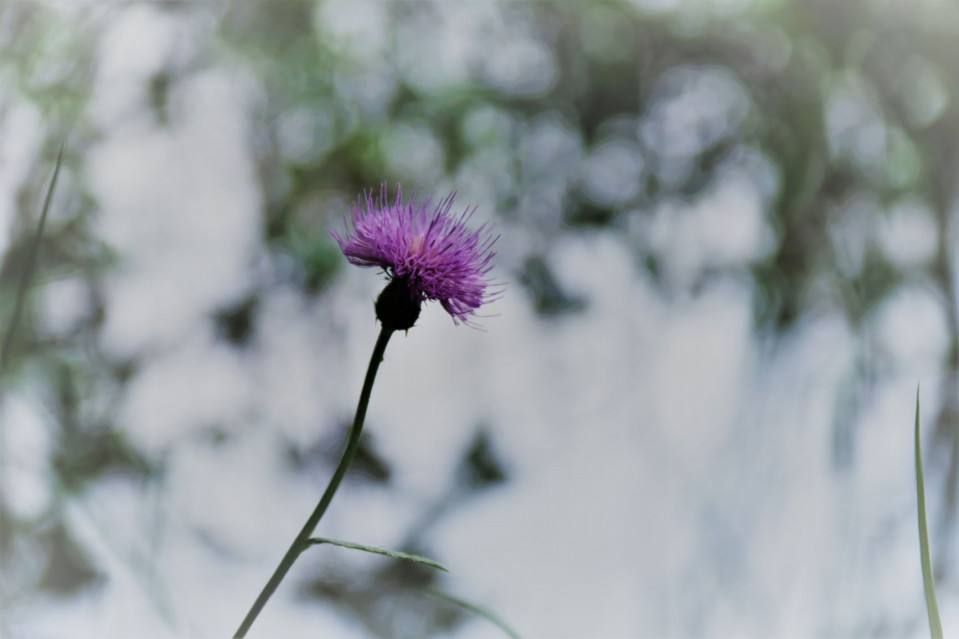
915,387,943,639
0,146,65,639
0,140,65,381
233,326,394,638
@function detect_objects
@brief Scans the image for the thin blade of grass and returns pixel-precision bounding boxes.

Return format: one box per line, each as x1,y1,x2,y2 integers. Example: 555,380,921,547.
0,140,66,382
424,588,521,639
307,537,449,572
915,386,943,639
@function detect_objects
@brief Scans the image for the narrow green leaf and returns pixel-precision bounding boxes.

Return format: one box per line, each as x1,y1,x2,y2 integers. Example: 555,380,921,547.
424,588,521,639
0,139,65,382
915,386,943,639
307,537,449,572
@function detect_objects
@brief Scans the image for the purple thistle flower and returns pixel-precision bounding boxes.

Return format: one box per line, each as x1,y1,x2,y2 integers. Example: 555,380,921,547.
331,185,500,328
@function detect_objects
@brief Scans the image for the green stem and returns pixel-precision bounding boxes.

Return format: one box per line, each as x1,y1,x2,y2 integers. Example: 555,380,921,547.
233,326,394,638
915,386,943,639
0,140,64,381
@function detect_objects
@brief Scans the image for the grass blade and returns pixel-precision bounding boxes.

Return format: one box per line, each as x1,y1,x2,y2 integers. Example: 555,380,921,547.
424,588,521,639
307,537,449,572
0,140,66,382
915,386,943,639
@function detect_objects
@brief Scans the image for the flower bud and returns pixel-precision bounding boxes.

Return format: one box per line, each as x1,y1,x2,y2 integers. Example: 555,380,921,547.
375,277,421,331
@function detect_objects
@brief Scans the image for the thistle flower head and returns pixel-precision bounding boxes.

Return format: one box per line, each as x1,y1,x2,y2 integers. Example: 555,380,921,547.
331,185,499,328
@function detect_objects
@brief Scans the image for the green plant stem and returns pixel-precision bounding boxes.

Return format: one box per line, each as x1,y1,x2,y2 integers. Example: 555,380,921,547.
915,386,943,639
0,140,64,382
233,326,394,638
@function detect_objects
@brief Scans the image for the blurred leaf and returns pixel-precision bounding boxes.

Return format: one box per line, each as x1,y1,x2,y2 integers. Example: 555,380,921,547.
309,537,449,573
348,435,392,484
220,1,322,103
35,521,102,597
424,588,522,639
51,361,154,488
0,5,97,119
287,230,342,294
286,428,391,485
915,387,943,639
457,428,508,491
148,70,172,126
214,295,258,346
517,255,585,318
841,249,902,326
564,200,617,228
53,427,154,489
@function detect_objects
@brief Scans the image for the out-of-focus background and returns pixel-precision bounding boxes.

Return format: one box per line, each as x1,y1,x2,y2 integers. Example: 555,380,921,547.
1,0,957,637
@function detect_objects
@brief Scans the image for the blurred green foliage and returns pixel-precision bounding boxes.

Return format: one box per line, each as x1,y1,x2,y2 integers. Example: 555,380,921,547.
1,0,957,635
